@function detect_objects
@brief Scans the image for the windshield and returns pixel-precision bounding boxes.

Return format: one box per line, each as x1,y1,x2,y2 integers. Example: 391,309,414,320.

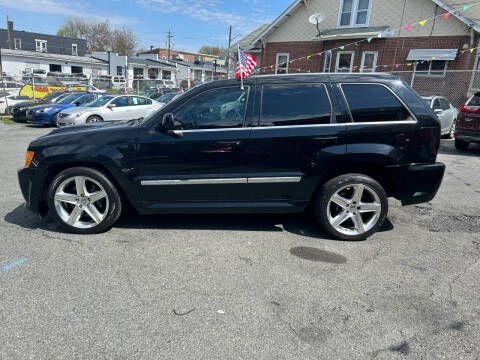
87,96,114,107
43,92,64,102
57,93,85,104
156,92,178,103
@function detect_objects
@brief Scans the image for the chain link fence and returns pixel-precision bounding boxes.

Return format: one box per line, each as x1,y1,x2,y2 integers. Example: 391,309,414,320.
390,70,478,108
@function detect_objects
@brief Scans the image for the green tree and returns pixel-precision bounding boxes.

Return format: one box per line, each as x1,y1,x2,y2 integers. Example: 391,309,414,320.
198,45,225,56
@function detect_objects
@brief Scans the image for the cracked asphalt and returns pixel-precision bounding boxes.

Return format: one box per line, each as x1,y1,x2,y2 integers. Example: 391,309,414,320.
1,122,479,359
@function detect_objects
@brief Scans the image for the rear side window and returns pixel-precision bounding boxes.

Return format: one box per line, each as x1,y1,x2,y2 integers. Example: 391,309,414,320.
341,84,411,122
466,93,480,107
261,84,331,126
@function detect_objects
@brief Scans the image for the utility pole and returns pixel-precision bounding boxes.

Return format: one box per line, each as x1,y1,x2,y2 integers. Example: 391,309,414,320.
6,16,11,50
0,47,9,111
226,25,232,79
167,29,173,60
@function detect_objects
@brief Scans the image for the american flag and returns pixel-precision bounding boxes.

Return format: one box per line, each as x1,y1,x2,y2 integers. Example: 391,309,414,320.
236,47,258,79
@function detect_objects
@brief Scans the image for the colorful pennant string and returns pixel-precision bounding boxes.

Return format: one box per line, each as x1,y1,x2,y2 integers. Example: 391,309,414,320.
256,3,480,74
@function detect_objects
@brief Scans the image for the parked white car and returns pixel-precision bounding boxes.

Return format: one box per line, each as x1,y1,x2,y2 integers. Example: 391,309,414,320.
0,94,32,114
0,81,24,95
56,95,163,126
422,96,459,138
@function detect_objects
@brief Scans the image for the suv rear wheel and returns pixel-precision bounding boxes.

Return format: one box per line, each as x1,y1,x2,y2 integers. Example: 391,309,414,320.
455,138,469,150
47,167,122,234
314,174,388,241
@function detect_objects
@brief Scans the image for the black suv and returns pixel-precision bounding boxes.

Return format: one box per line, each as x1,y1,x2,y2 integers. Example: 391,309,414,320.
18,74,445,240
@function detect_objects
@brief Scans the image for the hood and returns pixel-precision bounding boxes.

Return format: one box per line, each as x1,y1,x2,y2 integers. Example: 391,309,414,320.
13,100,48,110
35,103,74,112
46,121,130,137
30,121,135,147
60,106,95,115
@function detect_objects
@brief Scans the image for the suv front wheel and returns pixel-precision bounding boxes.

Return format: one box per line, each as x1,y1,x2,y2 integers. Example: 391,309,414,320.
314,174,388,241
47,167,122,234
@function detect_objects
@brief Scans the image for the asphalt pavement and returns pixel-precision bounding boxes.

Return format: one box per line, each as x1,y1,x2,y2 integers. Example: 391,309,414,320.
1,122,479,359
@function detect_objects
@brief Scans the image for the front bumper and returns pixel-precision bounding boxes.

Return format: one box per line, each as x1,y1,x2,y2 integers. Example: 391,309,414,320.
387,162,446,206
28,111,54,125
455,129,480,143
57,114,85,127
17,166,48,216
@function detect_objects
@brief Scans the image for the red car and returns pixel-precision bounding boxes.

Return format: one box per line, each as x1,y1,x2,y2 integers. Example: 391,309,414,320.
456,93,480,150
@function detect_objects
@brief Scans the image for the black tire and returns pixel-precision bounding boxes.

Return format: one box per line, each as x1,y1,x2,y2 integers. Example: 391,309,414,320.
86,115,103,123
52,112,61,127
314,174,388,241
455,138,469,150
47,167,122,234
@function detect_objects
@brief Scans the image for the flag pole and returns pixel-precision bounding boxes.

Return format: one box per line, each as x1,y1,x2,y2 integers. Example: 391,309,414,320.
238,45,244,91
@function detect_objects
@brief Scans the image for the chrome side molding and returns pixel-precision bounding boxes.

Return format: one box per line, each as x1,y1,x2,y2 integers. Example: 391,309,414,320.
141,176,302,186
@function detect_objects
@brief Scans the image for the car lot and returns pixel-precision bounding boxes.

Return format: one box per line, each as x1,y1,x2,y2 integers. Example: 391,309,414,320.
1,122,479,359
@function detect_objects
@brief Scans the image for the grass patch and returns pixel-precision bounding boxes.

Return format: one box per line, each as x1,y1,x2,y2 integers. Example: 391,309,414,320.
0,116,15,125
105,89,122,95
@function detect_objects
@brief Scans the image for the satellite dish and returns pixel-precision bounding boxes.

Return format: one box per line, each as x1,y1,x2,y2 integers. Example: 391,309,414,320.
308,13,325,25
308,13,325,37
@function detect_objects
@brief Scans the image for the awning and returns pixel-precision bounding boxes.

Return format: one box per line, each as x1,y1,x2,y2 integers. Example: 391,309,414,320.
406,49,458,61
316,26,389,40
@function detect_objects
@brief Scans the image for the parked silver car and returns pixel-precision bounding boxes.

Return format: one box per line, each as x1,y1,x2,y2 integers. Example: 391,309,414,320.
422,96,459,138
57,95,163,126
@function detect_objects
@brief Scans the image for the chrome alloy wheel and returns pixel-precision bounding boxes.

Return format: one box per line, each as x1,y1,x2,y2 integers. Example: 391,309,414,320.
327,184,382,236
54,176,109,229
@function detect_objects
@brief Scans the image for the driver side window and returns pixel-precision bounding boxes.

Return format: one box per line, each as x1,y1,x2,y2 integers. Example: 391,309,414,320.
172,86,249,129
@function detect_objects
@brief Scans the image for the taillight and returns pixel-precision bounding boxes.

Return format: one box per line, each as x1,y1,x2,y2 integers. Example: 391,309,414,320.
460,95,480,112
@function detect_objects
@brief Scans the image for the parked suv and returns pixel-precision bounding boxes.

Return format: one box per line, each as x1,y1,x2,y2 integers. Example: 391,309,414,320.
455,92,480,150
18,74,445,240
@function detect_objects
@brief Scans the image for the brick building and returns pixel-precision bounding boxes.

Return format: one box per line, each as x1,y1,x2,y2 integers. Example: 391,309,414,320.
250,0,480,103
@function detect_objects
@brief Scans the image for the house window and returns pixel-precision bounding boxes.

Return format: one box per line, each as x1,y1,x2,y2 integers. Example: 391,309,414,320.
361,51,378,72
414,60,448,77
71,66,83,74
72,44,78,56
35,40,47,52
323,52,332,72
14,38,21,49
133,67,144,78
275,53,289,74
336,52,355,72
338,0,371,28
194,69,203,81
162,70,171,79
116,66,123,76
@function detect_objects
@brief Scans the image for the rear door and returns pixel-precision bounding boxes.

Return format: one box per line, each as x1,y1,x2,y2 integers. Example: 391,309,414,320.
244,81,346,204
131,96,153,118
337,82,423,164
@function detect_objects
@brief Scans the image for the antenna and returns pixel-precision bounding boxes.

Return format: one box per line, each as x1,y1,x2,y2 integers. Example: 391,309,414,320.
308,13,325,37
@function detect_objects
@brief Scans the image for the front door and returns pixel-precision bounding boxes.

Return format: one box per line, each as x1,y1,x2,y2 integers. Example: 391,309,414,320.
244,82,345,205
105,96,132,121
135,86,252,208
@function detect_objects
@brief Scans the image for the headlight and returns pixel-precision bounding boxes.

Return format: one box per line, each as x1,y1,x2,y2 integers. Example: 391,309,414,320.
19,107,26,111
43,107,53,112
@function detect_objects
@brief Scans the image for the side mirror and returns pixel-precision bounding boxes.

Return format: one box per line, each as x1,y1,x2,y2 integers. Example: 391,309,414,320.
162,113,175,130
74,101,81,106
434,109,443,115
107,104,117,109
160,113,183,137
